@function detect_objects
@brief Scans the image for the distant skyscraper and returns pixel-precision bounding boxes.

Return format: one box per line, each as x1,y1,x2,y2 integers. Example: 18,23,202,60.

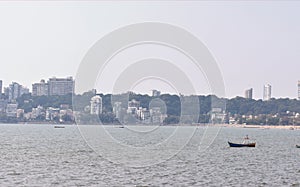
10,82,20,101
32,79,49,96
48,77,74,96
298,81,300,100
90,95,102,115
0,80,2,94
263,84,272,101
5,82,28,101
245,88,253,99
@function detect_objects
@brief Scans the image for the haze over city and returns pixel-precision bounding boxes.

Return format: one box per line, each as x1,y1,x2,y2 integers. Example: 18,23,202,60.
1,2,300,187
0,1,299,99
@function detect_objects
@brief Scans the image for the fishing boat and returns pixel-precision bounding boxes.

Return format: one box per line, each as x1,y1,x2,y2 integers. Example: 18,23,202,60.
228,135,256,147
114,125,124,128
54,126,65,129
228,141,256,147
296,145,300,148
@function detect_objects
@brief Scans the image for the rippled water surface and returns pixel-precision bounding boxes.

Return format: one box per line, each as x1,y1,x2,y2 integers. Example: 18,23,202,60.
0,124,300,186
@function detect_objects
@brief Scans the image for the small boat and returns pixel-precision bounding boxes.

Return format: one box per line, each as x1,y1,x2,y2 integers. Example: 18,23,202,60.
114,125,125,128
228,141,256,147
228,135,256,147
54,126,65,129
296,145,300,148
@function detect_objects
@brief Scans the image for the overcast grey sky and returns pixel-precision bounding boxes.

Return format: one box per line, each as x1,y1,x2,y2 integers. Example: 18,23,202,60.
0,1,299,99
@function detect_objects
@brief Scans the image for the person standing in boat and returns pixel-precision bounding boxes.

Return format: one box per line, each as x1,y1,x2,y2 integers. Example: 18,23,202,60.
243,135,249,143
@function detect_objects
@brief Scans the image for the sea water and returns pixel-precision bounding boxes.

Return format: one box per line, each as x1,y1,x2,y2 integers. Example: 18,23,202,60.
0,124,299,186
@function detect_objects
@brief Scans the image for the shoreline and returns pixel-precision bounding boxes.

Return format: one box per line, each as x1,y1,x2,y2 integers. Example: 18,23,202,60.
216,124,299,130
0,123,298,130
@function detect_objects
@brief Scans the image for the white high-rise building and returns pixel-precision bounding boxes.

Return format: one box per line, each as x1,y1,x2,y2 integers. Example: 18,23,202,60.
298,81,300,100
263,84,272,101
90,95,102,115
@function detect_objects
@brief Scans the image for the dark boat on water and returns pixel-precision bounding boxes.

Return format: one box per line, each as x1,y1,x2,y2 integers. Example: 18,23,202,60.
54,126,65,129
228,135,256,147
296,145,300,148
114,125,124,128
228,141,256,147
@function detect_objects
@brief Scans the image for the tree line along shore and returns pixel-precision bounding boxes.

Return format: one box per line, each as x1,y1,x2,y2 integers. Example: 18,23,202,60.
0,91,299,125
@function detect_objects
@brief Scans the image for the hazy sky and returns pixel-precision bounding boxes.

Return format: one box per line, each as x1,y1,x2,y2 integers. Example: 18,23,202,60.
0,1,299,99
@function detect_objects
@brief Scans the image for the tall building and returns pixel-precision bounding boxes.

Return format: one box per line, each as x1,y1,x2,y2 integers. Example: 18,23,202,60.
5,82,28,101
90,95,102,115
245,88,253,99
20,86,29,96
32,79,48,96
298,81,300,100
0,80,2,94
48,77,74,96
10,82,20,101
263,84,272,101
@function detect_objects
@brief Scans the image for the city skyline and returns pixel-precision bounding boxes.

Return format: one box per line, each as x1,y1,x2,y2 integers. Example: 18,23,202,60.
1,3,300,187
1,78,300,100
0,2,299,99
